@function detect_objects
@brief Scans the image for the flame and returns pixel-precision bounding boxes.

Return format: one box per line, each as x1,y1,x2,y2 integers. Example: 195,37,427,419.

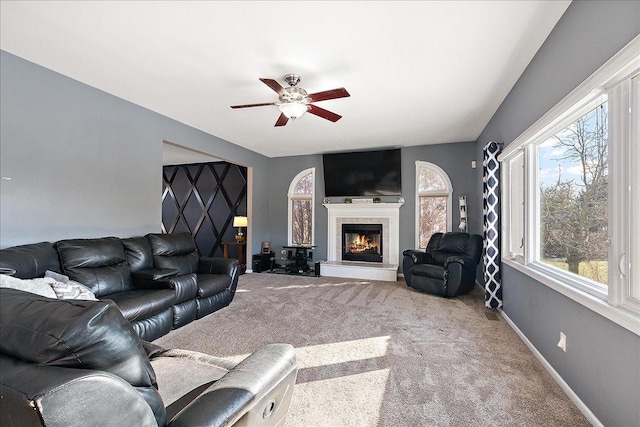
348,233,380,253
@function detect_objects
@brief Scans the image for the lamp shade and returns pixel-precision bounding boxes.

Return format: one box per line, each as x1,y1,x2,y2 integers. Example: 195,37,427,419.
279,102,308,119
233,216,248,227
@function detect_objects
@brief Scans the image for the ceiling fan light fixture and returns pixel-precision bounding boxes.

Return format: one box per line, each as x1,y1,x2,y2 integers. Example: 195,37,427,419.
279,102,308,120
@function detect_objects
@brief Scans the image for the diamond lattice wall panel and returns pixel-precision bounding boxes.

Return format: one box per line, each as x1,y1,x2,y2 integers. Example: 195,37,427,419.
162,162,247,257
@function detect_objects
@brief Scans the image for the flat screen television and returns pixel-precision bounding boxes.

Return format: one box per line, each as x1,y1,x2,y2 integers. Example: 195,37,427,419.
322,149,402,197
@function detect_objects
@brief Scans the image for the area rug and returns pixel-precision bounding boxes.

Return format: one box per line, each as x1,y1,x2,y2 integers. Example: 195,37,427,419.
155,274,589,426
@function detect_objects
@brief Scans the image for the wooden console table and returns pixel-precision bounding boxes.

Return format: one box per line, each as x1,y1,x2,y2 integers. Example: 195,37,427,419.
222,241,245,274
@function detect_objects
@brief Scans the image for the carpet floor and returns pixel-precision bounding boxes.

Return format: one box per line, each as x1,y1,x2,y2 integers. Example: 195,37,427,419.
154,273,590,427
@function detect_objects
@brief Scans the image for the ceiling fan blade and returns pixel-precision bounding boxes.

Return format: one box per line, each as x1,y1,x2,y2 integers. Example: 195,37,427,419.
308,104,342,122
260,78,286,95
308,88,350,103
275,113,289,127
230,102,276,109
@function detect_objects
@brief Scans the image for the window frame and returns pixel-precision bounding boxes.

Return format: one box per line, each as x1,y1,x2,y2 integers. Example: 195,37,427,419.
499,35,640,335
287,168,315,246
502,151,524,261
414,161,453,250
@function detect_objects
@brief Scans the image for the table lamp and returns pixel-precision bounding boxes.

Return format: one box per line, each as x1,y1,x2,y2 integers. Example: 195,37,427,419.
233,216,248,243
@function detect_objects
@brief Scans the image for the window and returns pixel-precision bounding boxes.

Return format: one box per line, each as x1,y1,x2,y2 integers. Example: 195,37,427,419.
630,75,640,303
503,152,524,260
499,37,639,333
537,101,608,287
288,168,315,245
415,161,452,249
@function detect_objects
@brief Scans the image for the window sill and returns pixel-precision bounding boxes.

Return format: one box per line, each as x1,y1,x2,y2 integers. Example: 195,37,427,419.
502,258,640,336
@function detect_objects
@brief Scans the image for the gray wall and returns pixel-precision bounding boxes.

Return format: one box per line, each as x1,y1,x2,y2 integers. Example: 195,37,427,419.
268,141,480,268
0,50,271,257
267,154,327,264
475,1,640,426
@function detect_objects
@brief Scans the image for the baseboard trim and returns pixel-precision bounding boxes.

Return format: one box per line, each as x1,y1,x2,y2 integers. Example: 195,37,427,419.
499,310,603,427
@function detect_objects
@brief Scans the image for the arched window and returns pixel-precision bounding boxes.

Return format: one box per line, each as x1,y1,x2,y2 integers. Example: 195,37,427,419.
415,161,453,249
288,168,315,245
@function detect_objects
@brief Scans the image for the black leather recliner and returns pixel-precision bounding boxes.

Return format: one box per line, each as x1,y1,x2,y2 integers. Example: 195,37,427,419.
0,288,297,427
403,232,482,297
147,233,239,320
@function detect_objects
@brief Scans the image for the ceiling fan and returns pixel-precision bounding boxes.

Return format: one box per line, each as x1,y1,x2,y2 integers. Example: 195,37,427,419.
230,74,350,127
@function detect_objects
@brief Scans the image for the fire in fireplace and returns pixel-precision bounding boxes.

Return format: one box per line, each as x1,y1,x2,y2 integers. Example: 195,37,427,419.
342,223,383,263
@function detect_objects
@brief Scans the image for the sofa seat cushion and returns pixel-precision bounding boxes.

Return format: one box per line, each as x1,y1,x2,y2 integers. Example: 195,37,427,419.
197,274,231,298
411,263,445,280
106,289,177,322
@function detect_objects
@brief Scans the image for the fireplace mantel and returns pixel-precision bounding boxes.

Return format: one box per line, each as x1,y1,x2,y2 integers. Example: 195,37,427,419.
321,202,403,280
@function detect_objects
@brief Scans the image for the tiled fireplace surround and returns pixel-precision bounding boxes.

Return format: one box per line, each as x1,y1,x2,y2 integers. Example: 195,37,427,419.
320,202,403,281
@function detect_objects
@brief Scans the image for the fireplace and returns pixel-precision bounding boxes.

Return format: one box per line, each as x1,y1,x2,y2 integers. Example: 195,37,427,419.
342,223,383,263
323,202,403,280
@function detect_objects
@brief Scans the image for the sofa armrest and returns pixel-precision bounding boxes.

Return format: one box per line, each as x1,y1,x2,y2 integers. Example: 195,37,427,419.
168,343,298,427
132,268,181,281
163,274,198,303
0,357,158,427
131,268,180,290
444,255,479,271
443,256,478,297
402,250,431,265
199,257,239,276
132,272,198,304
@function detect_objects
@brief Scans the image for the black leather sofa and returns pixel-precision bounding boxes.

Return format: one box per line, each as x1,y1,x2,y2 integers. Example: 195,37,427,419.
403,232,482,297
0,288,297,426
0,232,239,341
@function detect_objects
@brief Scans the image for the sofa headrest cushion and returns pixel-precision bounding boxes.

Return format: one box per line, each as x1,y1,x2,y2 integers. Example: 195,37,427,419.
148,233,197,257
56,238,133,297
122,236,154,272
437,233,470,254
56,237,127,269
0,242,61,279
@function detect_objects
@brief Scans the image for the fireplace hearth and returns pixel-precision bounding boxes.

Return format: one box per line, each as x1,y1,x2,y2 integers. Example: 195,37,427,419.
342,223,383,263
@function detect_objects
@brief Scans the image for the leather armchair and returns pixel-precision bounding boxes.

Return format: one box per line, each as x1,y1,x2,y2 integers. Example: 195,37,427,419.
0,288,297,427
403,232,482,297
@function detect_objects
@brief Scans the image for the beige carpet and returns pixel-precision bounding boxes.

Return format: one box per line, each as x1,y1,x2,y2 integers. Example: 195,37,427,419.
155,274,589,427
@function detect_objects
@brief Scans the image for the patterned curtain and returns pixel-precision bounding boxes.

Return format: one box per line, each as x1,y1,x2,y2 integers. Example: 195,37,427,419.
483,142,502,308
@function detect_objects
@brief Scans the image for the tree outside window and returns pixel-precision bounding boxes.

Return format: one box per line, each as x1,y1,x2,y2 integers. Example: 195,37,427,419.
538,102,608,285
288,169,314,245
416,162,452,249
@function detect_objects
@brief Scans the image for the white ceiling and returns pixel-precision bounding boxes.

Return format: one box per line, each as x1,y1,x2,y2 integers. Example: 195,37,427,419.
0,1,571,159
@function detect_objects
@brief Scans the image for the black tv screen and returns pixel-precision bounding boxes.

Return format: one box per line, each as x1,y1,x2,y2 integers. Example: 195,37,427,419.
322,149,402,197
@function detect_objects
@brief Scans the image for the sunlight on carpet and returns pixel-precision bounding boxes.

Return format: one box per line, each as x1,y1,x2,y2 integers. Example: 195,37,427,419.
287,368,390,427
222,335,390,368
263,279,380,291
295,336,389,369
